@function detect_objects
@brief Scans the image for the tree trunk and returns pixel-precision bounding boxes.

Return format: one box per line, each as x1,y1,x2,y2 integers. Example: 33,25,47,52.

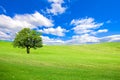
26,46,30,54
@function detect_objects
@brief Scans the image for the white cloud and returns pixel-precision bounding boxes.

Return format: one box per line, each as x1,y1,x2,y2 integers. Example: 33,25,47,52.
0,12,53,30
48,0,64,3
67,34,120,45
41,34,120,45
65,34,120,45
66,34,100,44
68,17,119,44
100,35,120,42
0,11,53,29
47,0,66,15
14,11,54,27
0,12,119,45
97,29,108,33
0,14,32,30
39,26,67,36
0,31,11,40
71,17,103,34
42,36,65,45
67,17,118,44
91,29,108,35
0,12,54,40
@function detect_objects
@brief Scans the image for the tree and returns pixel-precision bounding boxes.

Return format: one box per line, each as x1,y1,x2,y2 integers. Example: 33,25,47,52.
13,28,43,54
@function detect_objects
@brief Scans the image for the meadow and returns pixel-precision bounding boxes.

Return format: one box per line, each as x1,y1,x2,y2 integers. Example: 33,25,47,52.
0,41,120,80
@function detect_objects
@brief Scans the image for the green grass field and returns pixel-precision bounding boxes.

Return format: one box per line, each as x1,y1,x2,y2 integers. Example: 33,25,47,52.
0,42,120,80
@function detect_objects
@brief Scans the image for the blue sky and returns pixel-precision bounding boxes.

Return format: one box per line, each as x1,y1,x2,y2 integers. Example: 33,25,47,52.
0,0,120,44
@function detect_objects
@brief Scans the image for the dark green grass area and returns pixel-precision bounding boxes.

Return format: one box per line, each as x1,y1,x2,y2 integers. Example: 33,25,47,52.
0,42,120,80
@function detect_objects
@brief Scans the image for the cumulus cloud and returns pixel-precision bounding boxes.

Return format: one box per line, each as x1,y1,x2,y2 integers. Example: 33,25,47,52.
66,17,119,45
65,34,120,45
66,34,100,44
0,12,53,40
91,29,108,35
0,12,119,45
71,17,103,34
47,0,66,15
0,11,53,29
100,35,120,42
97,29,108,33
48,0,64,4
39,26,67,36
13,11,54,27
41,34,120,45
42,36,65,45
0,31,11,40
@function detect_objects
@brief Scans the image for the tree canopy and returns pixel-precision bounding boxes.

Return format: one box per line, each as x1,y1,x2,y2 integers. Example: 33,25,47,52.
13,28,43,54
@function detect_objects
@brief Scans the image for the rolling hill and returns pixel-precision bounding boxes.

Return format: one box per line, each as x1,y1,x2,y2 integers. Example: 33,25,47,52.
0,42,120,80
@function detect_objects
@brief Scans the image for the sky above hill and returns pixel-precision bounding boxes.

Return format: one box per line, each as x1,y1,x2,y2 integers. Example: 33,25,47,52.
0,0,120,44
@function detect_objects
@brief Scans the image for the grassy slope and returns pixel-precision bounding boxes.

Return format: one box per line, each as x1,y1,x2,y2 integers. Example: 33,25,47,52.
0,42,120,80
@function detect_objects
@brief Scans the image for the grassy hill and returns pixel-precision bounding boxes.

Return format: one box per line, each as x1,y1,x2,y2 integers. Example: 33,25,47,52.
0,42,120,80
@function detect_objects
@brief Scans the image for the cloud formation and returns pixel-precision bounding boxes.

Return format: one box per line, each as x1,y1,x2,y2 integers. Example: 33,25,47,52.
0,12,53,40
65,34,120,45
0,11,119,45
66,34,100,44
13,11,54,28
0,31,11,40
100,35,120,42
39,26,67,36
0,11,53,29
42,36,65,45
47,0,66,15
71,17,103,34
91,29,108,35
41,34,120,45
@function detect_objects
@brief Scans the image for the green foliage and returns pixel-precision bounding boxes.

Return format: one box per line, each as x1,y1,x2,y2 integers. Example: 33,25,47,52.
13,28,43,53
